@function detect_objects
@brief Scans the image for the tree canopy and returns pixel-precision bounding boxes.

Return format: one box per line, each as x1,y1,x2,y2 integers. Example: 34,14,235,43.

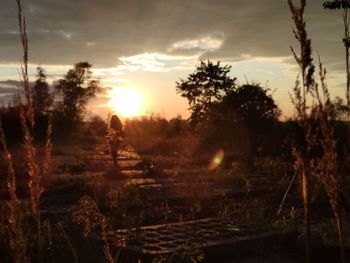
32,66,53,116
177,61,280,167
323,0,350,9
54,62,99,129
176,60,236,124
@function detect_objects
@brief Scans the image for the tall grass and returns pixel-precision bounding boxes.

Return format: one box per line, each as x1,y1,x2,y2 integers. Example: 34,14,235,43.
0,0,53,261
0,121,28,263
73,195,115,263
288,0,345,262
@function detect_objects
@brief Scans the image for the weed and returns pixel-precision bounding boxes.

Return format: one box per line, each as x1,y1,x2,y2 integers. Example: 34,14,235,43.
73,195,116,263
152,243,204,263
289,0,345,262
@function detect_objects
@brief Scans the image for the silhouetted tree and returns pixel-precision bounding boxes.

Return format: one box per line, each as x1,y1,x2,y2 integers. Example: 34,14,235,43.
203,84,280,167
176,60,236,125
323,0,350,9
54,62,99,133
32,66,53,116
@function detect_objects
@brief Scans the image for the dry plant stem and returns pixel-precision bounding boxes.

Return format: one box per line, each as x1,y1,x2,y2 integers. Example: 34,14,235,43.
57,222,79,263
277,170,297,216
73,196,114,263
0,123,28,263
20,109,43,257
16,0,33,127
289,1,346,262
16,0,52,260
317,61,345,263
288,1,312,261
302,170,310,263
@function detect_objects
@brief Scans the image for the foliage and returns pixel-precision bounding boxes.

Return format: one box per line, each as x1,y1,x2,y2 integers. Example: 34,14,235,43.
273,206,298,233
152,244,204,263
176,60,236,125
124,115,193,155
53,62,99,132
73,195,115,263
32,66,53,116
221,84,280,127
199,83,280,166
0,1,52,262
323,0,350,9
177,60,280,165
289,0,345,262
86,115,108,137
106,184,144,229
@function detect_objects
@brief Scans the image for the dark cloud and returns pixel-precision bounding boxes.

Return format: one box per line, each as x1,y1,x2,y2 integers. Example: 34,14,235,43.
0,80,22,87
0,79,36,88
0,86,18,94
0,85,19,105
0,0,345,72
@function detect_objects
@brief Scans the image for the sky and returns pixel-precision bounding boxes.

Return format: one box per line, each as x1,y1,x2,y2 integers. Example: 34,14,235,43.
0,0,347,120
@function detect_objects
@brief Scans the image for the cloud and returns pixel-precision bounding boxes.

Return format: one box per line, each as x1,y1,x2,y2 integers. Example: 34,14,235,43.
169,33,224,52
0,0,346,119
0,85,20,105
0,0,345,72
0,86,18,94
119,53,198,72
0,80,22,87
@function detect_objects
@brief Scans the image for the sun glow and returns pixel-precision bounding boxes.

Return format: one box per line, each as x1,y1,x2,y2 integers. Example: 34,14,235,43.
107,87,143,118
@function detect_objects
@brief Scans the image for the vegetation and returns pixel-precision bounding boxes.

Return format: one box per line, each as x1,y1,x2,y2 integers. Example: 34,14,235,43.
289,0,346,262
177,61,280,168
32,67,53,117
176,61,236,126
0,0,349,263
53,62,100,135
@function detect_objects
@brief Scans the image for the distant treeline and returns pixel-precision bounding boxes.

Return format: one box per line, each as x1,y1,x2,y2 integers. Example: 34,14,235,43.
1,60,349,167
123,115,349,164
0,62,100,144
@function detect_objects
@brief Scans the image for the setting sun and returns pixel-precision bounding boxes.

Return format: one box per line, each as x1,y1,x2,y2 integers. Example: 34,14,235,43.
107,87,143,118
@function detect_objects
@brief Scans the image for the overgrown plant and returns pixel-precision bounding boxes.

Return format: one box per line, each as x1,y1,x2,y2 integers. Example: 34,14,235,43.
73,195,117,263
288,0,345,262
152,243,204,263
0,121,28,263
0,0,53,261
16,0,53,259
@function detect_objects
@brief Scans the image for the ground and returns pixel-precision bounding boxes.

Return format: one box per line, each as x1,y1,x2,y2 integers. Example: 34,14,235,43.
0,137,349,263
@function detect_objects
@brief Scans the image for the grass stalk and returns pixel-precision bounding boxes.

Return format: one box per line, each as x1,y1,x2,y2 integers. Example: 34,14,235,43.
289,1,345,262
0,121,28,263
15,0,53,260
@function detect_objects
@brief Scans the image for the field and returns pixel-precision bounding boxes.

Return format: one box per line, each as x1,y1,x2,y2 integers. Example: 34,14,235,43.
1,0,350,262
1,131,348,262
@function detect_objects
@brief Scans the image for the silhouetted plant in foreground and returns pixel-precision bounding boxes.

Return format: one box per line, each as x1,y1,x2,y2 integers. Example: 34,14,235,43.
73,195,116,263
152,243,204,263
0,0,53,261
289,0,345,262
0,120,27,263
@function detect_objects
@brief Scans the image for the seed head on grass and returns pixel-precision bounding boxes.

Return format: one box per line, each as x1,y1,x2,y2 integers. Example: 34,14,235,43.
288,0,346,262
73,195,115,263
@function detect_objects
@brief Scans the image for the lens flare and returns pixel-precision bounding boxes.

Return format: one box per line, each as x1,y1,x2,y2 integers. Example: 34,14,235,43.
208,149,225,170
